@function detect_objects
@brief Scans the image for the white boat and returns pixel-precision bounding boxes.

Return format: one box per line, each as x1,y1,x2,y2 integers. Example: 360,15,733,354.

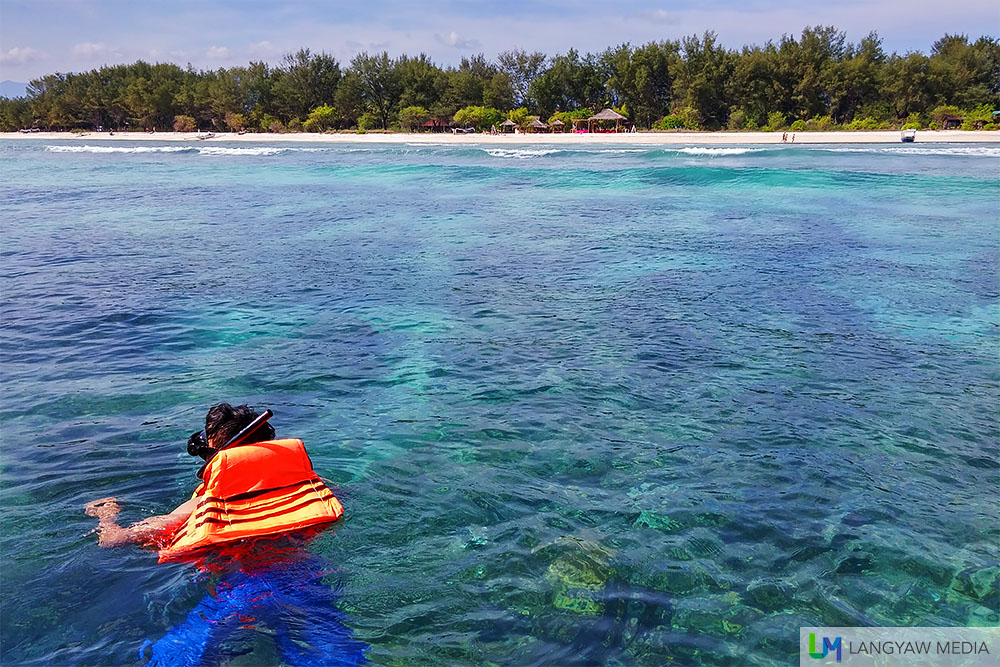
195,132,215,140
900,129,916,143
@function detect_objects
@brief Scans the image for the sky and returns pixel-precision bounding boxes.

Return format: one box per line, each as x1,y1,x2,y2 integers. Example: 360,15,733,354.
1,0,997,84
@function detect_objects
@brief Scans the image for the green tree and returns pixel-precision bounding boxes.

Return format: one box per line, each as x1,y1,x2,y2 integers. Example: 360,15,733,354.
357,111,379,131
304,104,337,132
398,105,430,131
350,51,401,129
334,72,365,127
483,72,515,110
930,35,1000,109
12,29,1000,136
396,54,445,110
728,44,782,127
224,111,246,131
530,49,606,117
672,32,734,128
497,48,546,107
173,114,196,131
617,41,677,128
547,108,589,131
0,97,32,130
272,49,341,121
507,106,531,128
962,103,995,129
453,105,502,131
440,54,494,113
883,52,937,118
929,104,963,125
259,113,280,131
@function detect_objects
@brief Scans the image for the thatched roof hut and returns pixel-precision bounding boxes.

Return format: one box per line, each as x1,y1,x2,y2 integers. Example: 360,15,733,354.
588,108,627,132
549,118,565,133
500,118,517,134
589,108,627,121
529,119,549,133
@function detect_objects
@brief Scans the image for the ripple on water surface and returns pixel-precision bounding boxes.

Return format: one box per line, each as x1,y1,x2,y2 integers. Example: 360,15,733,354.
0,140,998,665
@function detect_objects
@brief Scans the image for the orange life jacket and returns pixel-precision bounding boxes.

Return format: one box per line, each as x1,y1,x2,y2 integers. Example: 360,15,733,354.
158,439,343,562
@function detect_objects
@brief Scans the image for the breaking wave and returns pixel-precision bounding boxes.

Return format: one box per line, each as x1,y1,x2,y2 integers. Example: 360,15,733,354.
674,147,762,156
823,146,1000,158
45,145,194,154
482,148,564,159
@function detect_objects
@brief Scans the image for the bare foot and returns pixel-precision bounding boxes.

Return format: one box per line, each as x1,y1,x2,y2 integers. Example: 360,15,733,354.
85,497,120,519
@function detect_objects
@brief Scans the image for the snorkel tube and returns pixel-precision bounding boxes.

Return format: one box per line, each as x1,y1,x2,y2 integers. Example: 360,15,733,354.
219,409,274,451
192,408,274,479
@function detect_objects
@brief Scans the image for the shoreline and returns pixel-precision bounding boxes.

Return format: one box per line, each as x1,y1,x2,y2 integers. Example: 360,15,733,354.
3,130,998,145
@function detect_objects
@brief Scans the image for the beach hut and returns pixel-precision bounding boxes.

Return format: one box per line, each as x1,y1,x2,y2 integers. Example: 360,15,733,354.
500,119,517,134
550,119,565,133
421,119,448,133
588,108,627,133
529,119,549,133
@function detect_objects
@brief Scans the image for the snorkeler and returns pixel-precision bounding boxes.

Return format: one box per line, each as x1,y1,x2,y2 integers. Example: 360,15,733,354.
85,403,342,557
85,404,367,665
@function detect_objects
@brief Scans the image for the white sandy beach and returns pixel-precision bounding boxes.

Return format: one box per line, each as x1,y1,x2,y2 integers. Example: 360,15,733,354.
2,130,997,145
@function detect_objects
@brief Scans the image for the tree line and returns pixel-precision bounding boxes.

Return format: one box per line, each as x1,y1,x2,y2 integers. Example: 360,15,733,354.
1,27,997,133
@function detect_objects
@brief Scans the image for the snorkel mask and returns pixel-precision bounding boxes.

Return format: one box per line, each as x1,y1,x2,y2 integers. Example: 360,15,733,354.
187,429,211,458
186,409,274,459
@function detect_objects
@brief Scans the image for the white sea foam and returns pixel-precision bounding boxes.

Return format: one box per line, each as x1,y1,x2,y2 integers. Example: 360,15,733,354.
45,144,288,156
196,146,284,156
824,146,1000,157
483,148,562,159
45,145,192,153
675,147,760,156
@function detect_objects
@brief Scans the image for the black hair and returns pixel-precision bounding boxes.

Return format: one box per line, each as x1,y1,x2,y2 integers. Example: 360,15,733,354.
205,402,275,450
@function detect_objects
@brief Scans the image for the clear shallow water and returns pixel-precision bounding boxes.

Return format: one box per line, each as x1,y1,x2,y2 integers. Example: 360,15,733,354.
1,139,998,665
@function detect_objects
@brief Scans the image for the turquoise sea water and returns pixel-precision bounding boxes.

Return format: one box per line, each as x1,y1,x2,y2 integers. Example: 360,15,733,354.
0,139,998,665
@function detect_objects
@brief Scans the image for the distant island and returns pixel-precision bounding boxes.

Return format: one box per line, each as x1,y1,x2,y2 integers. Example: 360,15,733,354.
1,27,997,135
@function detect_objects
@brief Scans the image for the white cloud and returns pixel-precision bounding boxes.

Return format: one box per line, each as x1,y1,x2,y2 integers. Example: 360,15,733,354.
0,46,42,65
205,45,230,59
149,49,191,62
636,9,678,25
344,39,392,52
248,40,281,58
71,42,113,58
434,31,481,49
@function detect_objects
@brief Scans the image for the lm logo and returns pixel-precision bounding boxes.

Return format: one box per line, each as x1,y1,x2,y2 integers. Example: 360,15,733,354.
808,633,842,662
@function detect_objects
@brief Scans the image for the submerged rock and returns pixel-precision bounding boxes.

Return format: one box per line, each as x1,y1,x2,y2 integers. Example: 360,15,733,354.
540,536,615,616
968,603,1000,627
745,578,795,612
636,561,722,596
950,565,1000,604
632,510,683,532
670,593,762,639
